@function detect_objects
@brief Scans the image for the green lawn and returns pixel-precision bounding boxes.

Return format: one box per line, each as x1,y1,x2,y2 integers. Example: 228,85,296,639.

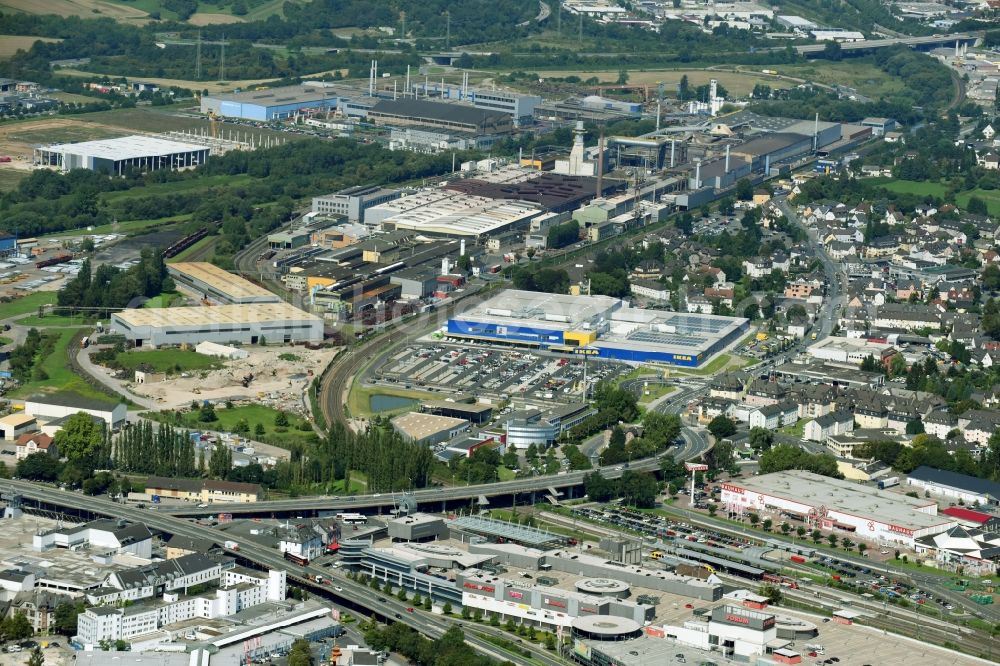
956,189,1000,217
142,292,183,308
8,328,113,400
779,418,806,437
46,213,194,239
779,61,907,99
145,404,318,450
638,383,676,404
0,336,12,346
19,315,93,328
670,353,732,376
864,178,950,198
0,292,57,321
166,236,216,263
114,349,221,373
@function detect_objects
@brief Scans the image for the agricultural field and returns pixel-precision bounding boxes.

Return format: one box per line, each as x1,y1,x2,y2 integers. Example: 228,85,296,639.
0,117,128,163
57,68,283,96
0,36,61,59
531,68,782,97
0,0,150,23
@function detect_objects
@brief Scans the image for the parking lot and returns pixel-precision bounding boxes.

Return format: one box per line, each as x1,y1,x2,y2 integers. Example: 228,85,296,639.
370,342,627,402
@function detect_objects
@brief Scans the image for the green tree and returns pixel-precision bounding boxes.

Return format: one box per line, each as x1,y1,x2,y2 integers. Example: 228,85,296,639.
442,602,453,615
707,415,736,439
857,543,867,557
274,411,290,428
197,402,218,423
616,69,629,85
748,513,760,527
53,412,106,467
288,639,313,666
26,646,44,666
811,529,822,543
15,453,62,482
967,196,989,216
827,533,838,548
53,601,85,635
759,584,782,604
748,427,774,452
762,518,773,532
3,612,32,641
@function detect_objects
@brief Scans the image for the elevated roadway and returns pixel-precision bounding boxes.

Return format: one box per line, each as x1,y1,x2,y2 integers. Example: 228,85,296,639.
0,479,563,666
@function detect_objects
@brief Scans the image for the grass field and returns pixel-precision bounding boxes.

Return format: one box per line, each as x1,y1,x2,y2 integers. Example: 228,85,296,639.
0,292,57,321
0,36,61,59
142,292,182,308
956,189,1000,217
101,174,254,203
18,315,92,327
4,124,126,146
865,178,950,198
0,169,27,193
152,404,319,449
638,383,675,405
777,61,906,98
8,328,111,400
114,349,221,373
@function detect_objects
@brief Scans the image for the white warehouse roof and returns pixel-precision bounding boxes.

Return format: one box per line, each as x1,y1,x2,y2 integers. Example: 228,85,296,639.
42,135,209,160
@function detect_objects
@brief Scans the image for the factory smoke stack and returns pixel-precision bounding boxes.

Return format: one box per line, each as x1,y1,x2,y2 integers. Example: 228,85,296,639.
596,129,605,198
725,144,730,174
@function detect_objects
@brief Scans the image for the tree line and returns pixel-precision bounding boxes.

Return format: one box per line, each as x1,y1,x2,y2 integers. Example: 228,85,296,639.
57,249,172,311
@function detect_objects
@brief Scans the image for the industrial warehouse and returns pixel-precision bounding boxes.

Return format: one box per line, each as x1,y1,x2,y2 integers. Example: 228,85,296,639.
446,289,748,367
33,135,210,174
168,261,282,305
110,302,323,347
720,470,957,549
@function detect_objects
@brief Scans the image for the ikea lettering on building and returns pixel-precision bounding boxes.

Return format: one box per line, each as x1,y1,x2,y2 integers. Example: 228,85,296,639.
446,289,748,368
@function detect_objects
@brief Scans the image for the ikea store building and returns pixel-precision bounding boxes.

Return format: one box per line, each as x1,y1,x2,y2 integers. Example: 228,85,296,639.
446,290,748,367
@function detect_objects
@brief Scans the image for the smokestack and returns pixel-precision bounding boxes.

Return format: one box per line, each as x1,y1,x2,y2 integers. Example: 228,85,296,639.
460,239,466,256
441,258,449,275
813,112,819,151
656,100,661,133
725,144,730,174
955,39,960,57
695,160,701,189
369,60,374,96
670,140,676,168
596,129,605,198
393,81,397,100
406,65,411,93
373,60,378,93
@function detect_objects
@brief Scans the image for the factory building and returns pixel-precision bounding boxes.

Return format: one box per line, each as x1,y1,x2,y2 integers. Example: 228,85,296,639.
200,84,342,120
806,337,894,366
168,262,281,305
111,302,323,347
409,83,542,125
312,185,403,225
367,99,513,135
458,570,655,631
34,136,209,175
447,290,748,367
720,470,956,549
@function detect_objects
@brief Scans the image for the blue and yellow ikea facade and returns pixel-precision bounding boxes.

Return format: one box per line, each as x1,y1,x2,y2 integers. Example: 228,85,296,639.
445,317,746,368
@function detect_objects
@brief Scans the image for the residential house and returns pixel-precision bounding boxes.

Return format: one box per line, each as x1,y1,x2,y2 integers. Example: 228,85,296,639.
803,412,854,442
744,379,786,407
14,433,55,460
748,402,798,430
630,278,670,302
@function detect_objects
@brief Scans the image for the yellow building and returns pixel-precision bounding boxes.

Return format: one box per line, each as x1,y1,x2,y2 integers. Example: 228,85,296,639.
145,476,263,503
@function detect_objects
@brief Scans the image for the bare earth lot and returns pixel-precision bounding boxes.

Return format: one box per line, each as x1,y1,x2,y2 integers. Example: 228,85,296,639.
128,345,339,412
0,35,61,59
0,0,149,23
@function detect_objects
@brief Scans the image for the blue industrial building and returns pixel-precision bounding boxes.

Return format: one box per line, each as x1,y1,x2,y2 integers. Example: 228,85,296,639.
0,233,16,256
446,290,748,368
201,84,348,121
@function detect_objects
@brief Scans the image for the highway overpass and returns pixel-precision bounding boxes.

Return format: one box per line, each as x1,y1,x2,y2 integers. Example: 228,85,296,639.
794,32,979,54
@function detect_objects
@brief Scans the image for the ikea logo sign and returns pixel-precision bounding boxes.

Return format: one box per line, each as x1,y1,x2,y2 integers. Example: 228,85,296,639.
673,354,693,362
574,348,600,356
